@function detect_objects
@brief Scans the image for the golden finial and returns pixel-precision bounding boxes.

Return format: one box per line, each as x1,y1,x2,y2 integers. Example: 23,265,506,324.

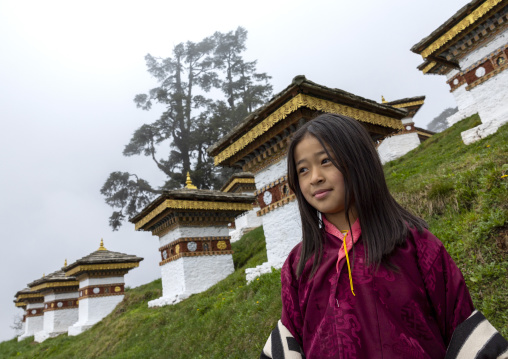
98,238,107,251
43,273,45,277
64,259,67,266
381,95,387,103
185,172,197,189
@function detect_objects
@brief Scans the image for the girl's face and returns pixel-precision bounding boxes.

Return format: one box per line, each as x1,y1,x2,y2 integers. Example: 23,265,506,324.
294,134,351,229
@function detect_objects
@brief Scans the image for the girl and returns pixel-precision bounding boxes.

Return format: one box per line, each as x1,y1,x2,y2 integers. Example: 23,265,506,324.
277,113,475,359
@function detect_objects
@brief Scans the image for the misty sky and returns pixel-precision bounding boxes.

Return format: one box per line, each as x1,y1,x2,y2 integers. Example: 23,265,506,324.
0,0,468,342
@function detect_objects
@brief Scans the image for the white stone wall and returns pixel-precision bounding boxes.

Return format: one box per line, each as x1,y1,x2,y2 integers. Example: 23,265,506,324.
67,276,126,336
469,69,508,128
259,201,302,268
255,157,287,188
80,276,124,287
68,295,124,336
230,208,263,242
18,303,44,341
35,307,79,342
446,29,508,140
377,133,421,164
159,226,229,247
34,292,79,342
149,254,234,307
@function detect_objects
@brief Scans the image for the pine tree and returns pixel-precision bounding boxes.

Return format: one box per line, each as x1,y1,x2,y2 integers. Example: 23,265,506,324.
101,27,272,230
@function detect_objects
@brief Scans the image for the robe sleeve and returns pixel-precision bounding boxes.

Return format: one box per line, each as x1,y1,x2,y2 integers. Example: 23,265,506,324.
280,255,304,346
421,244,474,346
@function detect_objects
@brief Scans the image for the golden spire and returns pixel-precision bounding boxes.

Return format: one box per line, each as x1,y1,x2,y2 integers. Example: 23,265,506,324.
98,238,107,251
185,172,197,189
43,273,45,277
381,95,387,103
64,259,67,266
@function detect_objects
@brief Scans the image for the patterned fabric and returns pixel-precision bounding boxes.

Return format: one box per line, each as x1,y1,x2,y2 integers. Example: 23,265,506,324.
260,320,306,359
445,310,508,359
281,226,475,359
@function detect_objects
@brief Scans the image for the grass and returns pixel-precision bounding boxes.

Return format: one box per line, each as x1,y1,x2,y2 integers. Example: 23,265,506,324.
1,114,507,357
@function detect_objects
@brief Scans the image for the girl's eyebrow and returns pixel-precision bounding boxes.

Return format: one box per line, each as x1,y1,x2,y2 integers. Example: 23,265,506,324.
296,150,326,166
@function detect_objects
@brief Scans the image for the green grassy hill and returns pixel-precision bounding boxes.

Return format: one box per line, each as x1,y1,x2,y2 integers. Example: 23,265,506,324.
1,115,506,358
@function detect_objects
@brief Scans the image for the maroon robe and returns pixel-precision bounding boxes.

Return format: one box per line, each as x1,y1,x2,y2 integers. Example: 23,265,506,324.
281,223,474,359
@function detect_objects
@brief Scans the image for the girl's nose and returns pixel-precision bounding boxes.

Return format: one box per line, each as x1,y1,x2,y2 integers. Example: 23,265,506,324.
310,169,324,184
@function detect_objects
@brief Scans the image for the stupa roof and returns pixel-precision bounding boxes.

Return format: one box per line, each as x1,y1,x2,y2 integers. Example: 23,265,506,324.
28,269,78,292
411,0,506,75
220,172,255,192
62,240,143,277
130,188,255,230
384,96,425,107
411,0,492,54
208,75,408,168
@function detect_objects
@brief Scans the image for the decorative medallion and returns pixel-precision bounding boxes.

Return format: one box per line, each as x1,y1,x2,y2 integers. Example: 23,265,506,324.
57,302,63,308
187,241,197,252
80,291,83,296
115,286,121,292
45,304,48,309
51,303,54,308
406,125,412,131
217,241,227,250
203,243,209,251
497,56,506,66
263,191,273,205
175,244,180,254
453,78,459,85
93,287,100,294
475,66,486,78
31,309,36,314
162,250,168,259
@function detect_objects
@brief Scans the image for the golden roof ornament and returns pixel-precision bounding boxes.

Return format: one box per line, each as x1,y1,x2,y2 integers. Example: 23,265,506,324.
64,259,67,266
381,95,387,103
185,172,197,189
98,238,107,251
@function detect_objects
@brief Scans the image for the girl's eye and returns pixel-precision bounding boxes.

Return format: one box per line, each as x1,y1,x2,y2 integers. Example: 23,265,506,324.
298,167,308,174
322,158,331,165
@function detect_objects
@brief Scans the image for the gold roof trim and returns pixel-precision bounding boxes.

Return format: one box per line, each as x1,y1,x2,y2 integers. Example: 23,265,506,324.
214,93,403,166
66,263,140,276
421,0,503,58
222,178,256,193
30,281,79,292
17,293,44,300
392,100,425,108
422,62,437,74
135,199,253,230
15,302,27,307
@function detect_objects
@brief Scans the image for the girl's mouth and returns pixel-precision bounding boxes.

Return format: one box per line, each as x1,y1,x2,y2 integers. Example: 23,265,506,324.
313,189,331,199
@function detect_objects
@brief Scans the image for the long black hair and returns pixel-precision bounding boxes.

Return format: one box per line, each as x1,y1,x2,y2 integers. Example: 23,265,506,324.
287,113,427,278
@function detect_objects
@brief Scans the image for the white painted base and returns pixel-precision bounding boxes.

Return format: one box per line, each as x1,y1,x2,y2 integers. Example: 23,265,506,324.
263,201,302,267
68,295,124,336
246,262,277,283
461,116,508,145
35,304,79,342
18,303,44,341
377,132,421,164
150,254,234,307
230,208,262,242
34,330,67,343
